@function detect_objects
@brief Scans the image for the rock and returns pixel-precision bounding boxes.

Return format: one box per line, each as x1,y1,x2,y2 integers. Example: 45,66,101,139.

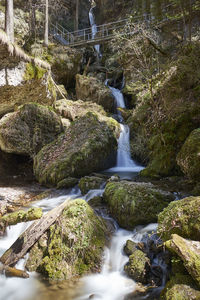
51,46,83,89
55,99,106,121
165,234,200,287
177,129,200,181
0,103,63,157
76,75,115,112
34,112,120,187
157,196,200,241
0,42,54,117
26,199,109,280
78,176,105,195
0,207,42,233
103,181,175,229
124,240,138,256
124,250,150,284
56,178,79,189
160,274,200,300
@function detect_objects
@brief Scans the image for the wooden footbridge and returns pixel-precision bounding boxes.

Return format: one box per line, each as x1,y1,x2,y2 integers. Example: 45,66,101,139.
50,18,134,48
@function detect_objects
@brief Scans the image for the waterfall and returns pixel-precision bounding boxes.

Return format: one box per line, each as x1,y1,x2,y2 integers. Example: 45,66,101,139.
106,82,144,174
89,7,101,56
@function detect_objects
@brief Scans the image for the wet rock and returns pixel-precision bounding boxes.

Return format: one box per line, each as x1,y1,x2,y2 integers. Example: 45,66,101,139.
124,250,150,284
165,234,200,287
26,199,109,280
56,177,79,189
0,103,63,157
160,274,200,300
55,99,106,121
76,74,115,112
103,181,175,229
34,112,119,187
177,128,200,181
158,196,200,241
78,176,105,195
124,240,138,256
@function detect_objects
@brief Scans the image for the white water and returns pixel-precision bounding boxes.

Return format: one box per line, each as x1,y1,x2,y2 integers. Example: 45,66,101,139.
75,224,158,300
89,8,101,56
106,84,144,174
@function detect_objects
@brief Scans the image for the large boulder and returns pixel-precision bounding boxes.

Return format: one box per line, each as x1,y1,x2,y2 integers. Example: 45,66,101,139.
103,181,175,229
0,40,55,118
160,274,200,300
26,199,109,280
34,112,120,187
76,74,115,112
165,234,200,287
157,196,200,242
54,99,106,121
124,250,150,284
0,103,63,157
177,129,200,181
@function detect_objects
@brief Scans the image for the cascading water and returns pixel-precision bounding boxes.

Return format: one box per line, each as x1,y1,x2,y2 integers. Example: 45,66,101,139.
105,82,144,175
89,7,101,56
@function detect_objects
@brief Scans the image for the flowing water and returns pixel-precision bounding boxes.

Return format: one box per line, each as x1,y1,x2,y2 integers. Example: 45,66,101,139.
105,82,144,178
89,7,101,56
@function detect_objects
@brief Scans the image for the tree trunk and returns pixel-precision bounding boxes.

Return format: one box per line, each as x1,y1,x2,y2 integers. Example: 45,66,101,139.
44,0,48,46
75,0,79,32
0,199,72,266
5,0,14,43
0,263,29,278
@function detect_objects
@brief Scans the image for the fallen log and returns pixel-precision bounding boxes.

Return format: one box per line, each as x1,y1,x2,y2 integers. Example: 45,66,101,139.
0,263,29,278
0,199,72,266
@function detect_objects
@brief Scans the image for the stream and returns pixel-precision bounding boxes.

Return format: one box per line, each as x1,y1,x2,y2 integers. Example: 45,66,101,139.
0,81,167,300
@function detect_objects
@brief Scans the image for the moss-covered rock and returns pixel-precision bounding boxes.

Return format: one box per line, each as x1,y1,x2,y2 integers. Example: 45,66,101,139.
56,177,79,189
26,199,108,280
34,112,120,187
0,103,63,157
0,207,42,233
78,176,105,195
165,234,200,287
124,250,150,284
158,196,200,241
54,99,106,121
177,129,200,181
124,240,138,256
76,74,115,112
160,274,200,300
103,181,175,229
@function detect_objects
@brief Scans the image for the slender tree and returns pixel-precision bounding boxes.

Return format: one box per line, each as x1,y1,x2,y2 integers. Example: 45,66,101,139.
5,0,14,43
75,0,79,32
44,0,48,46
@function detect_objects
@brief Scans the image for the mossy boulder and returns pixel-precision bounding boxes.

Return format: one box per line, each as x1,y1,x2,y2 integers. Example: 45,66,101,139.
26,199,109,280
103,181,175,229
160,274,200,300
54,99,106,121
165,234,200,287
34,112,120,187
76,74,115,112
0,207,42,233
78,176,105,195
124,240,138,256
124,250,150,284
0,103,63,157
158,196,200,241
177,129,200,181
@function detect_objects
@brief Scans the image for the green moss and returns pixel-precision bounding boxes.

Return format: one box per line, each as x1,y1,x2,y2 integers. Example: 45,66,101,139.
24,63,47,81
26,199,108,280
103,181,174,229
158,196,200,241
